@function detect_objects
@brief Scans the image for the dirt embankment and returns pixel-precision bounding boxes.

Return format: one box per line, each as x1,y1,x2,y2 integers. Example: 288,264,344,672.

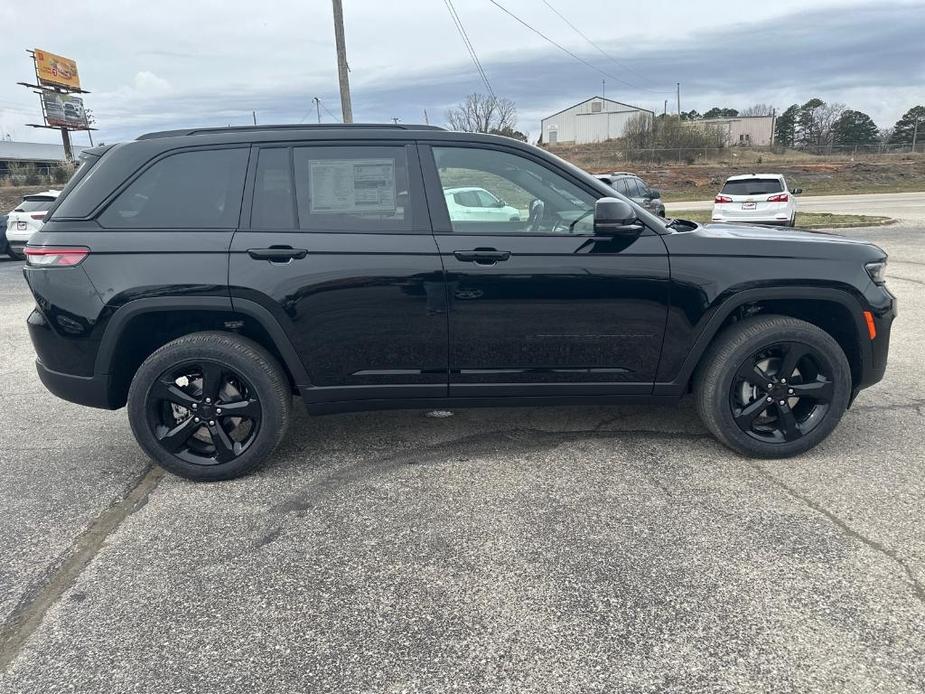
547,144,925,201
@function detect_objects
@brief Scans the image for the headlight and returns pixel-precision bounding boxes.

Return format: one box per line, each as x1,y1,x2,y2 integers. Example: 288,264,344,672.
865,260,887,285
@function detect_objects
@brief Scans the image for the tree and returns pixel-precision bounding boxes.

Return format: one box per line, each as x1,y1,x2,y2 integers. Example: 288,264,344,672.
796,98,845,150
680,110,701,121
775,104,799,147
740,103,775,117
446,93,517,134
832,109,880,146
889,106,925,145
489,125,528,142
702,107,739,119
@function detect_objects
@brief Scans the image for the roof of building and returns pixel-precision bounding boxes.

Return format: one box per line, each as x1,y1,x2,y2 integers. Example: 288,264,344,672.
0,141,85,163
541,96,654,123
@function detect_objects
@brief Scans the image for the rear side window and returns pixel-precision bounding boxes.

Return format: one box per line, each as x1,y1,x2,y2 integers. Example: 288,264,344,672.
292,146,412,232
721,178,783,195
99,148,248,229
16,197,56,212
623,178,641,197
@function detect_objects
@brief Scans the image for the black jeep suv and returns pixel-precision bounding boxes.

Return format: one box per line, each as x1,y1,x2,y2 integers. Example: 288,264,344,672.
23,124,895,480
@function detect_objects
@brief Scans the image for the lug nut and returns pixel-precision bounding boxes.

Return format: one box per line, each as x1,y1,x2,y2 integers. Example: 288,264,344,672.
209,420,215,426
216,408,222,414
205,397,212,403
781,379,787,384
766,397,773,402
788,389,794,395
194,417,200,422
779,400,786,406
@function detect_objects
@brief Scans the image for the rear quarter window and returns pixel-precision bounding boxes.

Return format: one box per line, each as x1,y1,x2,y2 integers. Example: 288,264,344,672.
98,147,248,229
721,178,784,195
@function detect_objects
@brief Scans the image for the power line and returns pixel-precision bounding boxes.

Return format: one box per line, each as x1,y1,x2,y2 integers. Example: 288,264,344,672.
443,0,496,99
540,0,673,94
488,0,668,95
320,99,341,122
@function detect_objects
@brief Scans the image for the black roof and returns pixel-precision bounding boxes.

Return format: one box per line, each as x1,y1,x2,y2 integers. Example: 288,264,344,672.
137,123,445,140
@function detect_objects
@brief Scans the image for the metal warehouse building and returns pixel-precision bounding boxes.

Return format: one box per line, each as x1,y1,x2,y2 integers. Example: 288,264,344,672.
541,96,654,145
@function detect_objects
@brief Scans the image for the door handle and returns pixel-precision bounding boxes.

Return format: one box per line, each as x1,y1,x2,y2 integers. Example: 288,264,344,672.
453,249,511,264
247,247,308,262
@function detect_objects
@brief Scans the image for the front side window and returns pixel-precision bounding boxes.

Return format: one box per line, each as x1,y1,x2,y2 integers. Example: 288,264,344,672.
623,178,641,198
99,148,248,229
292,146,411,231
432,146,597,234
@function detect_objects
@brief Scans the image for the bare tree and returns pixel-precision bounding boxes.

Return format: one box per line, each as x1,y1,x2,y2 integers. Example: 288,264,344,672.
740,103,775,117
446,93,518,134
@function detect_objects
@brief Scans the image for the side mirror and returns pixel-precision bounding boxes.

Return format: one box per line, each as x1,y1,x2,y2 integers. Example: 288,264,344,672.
792,187,803,195
648,189,661,199
594,197,643,235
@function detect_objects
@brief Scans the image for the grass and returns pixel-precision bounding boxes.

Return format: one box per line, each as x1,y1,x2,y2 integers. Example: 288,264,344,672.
670,210,893,229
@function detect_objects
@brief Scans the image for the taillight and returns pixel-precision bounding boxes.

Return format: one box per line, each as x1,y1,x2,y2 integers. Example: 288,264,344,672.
30,212,47,220
24,246,90,267
714,194,732,204
767,193,789,203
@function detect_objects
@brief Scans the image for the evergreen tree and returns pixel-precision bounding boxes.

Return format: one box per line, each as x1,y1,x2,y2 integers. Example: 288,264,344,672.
889,106,925,145
774,105,799,147
832,110,880,146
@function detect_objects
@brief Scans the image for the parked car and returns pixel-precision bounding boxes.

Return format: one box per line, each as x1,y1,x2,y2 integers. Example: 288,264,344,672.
5,190,60,258
712,174,801,226
443,186,521,222
23,125,894,481
594,172,666,217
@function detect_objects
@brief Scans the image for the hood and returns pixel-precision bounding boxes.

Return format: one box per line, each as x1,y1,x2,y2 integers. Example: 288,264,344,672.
696,222,874,246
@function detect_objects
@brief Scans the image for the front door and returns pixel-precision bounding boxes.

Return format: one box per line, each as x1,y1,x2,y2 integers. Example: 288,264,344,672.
229,142,448,404
420,143,671,398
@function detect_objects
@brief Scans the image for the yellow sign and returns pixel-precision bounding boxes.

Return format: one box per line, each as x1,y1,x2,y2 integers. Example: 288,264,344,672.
34,49,80,90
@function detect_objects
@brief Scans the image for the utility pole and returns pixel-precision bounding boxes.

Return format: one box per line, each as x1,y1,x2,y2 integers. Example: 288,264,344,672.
313,97,321,124
392,117,400,125
663,99,668,116
676,82,681,116
602,79,605,100
331,0,353,123
914,116,920,153
252,111,257,126
423,109,429,125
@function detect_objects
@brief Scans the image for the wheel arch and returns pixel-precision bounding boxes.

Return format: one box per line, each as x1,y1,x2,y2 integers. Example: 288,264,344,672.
95,297,309,408
655,286,871,397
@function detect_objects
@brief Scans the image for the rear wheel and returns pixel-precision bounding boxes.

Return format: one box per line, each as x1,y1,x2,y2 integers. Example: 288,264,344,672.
695,316,851,458
127,332,291,481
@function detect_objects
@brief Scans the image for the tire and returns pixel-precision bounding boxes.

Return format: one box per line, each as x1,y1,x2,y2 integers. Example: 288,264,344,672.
788,214,796,227
694,315,851,458
127,331,291,481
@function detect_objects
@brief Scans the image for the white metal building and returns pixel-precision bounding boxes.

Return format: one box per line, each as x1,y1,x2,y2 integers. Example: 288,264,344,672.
541,96,653,145
686,115,776,147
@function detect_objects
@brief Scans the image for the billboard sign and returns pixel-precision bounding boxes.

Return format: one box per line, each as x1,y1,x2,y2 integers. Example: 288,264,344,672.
34,49,81,90
42,92,86,128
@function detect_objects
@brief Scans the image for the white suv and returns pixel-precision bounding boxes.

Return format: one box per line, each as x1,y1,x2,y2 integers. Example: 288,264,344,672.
5,190,60,258
712,174,801,227
443,187,521,222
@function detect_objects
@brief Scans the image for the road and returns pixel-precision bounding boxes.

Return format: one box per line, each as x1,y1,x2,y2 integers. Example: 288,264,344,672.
666,191,925,223
0,225,924,693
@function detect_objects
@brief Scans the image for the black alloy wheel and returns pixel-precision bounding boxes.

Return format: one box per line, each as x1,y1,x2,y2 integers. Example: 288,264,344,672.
146,361,262,466
729,341,834,444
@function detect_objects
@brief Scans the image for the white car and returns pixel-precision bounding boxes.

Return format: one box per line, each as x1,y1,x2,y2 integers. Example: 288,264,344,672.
712,174,802,227
5,190,60,258
443,187,521,222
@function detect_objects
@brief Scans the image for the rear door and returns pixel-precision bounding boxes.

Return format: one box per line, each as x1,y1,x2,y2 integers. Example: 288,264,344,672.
229,141,449,405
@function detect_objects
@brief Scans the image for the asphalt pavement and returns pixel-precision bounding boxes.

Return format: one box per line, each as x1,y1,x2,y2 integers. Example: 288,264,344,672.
0,222,923,693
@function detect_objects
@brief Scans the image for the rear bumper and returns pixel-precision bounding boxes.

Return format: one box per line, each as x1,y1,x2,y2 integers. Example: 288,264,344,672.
35,360,119,410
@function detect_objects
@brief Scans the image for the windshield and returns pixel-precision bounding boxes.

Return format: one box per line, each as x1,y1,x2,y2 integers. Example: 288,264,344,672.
721,178,784,195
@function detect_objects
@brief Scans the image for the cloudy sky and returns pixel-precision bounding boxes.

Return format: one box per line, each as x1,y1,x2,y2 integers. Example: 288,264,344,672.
1,0,922,146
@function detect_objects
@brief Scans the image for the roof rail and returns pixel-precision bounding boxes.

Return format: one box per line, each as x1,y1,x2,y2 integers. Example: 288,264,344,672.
137,123,445,140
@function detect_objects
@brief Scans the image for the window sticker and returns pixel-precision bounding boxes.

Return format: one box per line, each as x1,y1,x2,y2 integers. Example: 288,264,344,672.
309,158,396,214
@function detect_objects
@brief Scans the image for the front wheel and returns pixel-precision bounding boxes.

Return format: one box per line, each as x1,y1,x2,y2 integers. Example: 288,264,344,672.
694,316,851,458
127,332,291,481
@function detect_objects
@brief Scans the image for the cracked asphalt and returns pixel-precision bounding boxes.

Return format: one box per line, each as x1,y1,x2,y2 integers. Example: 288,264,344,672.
0,224,923,693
